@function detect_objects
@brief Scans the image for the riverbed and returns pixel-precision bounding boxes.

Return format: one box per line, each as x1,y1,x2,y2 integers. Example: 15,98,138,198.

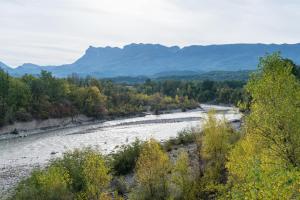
0,104,241,198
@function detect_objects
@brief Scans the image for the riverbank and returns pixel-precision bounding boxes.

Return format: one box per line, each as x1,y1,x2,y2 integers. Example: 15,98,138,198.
0,104,238,141
0,109,190,141
0,105,241,199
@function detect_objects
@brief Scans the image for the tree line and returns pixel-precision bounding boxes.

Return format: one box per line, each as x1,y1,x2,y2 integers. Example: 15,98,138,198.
0,69,246,127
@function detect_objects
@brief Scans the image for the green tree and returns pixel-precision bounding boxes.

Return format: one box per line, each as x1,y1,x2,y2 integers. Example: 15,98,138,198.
245,53,300,166
69,86,107,118
53,148,111,199
84,86,107,118
0,69,9,125
7,79,31,110
111,139,143,175
6,78,32,122
225,53,300,199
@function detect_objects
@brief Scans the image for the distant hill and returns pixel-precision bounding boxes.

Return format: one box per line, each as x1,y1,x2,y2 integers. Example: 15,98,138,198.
2,43,300,77
0,61,12,72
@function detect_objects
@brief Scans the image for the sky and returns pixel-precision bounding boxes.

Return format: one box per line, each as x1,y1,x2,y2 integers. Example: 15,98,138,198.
1,0,300,67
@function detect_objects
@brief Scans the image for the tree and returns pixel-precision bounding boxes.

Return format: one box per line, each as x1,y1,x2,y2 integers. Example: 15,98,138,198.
84,86,107,118
245,53,300,167
131,139,171,200
7,79,31,122
225,53,300,199
53,148,111,199
200,111,236,184
170,151,197,200
0,69,9,125
69,86,107,118
81,151,111,199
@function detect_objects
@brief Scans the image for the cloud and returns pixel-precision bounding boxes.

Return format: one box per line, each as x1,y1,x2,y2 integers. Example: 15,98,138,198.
0,0,299,67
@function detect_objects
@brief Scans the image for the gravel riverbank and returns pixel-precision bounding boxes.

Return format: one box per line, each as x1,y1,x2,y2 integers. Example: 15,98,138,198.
0,105,241,199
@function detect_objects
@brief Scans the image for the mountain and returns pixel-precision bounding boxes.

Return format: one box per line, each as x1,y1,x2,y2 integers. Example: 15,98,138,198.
11,63,42,76
0,61,12,72
4,43,300,77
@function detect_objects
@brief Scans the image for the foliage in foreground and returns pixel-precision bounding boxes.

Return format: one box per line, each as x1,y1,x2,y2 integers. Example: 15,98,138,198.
12,148,115,200
225,53,300,199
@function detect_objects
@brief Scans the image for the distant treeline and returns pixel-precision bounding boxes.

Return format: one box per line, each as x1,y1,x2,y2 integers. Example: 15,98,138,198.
136,79,245,105
102,70,252,84
0,70,197,127
0,70,245,127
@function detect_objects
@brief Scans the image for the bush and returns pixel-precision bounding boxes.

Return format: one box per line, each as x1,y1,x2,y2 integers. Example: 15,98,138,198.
11,148,111,200
52,148,111,199
12,166,72,200
164,128,197,151
111,139,143,175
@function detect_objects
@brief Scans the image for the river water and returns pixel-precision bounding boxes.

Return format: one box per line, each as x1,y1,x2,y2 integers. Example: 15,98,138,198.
0,104,241,197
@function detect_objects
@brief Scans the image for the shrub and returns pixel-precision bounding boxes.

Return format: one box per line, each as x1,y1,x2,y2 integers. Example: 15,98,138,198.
164,128,197,151
111,139,143,175
11,148,111,200
12,166,72,200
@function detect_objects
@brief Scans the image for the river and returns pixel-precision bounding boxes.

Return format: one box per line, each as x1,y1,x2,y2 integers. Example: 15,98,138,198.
0,104,241,198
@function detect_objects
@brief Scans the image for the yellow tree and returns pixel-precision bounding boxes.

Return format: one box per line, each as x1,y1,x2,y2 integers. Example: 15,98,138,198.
200,111,236,183
132,139,171,200
170,151,197,200
81,151,111,200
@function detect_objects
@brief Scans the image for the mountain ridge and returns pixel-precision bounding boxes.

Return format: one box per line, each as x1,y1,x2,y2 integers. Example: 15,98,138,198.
2,43,300,77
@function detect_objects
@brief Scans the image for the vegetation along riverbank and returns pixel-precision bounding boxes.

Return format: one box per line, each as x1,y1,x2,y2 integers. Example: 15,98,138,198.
0,66,246,136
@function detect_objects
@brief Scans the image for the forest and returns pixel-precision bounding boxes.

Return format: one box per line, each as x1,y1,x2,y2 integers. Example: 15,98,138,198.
0,69,245,127
3,53,300,199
